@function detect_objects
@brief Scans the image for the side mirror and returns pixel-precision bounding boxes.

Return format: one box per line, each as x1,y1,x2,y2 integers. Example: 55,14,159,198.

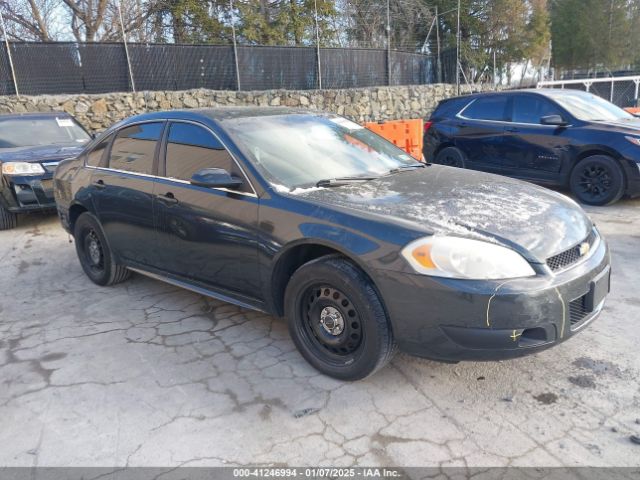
190,168,243,190
540,115,568,127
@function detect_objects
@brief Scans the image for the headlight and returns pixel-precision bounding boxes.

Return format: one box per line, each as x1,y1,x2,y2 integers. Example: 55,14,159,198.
401,236,536,280
625,136,640,147
1,162,45,176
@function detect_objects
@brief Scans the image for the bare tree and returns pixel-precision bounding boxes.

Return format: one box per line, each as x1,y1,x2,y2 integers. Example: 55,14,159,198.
60,0,110,41
99,0,158,42
0,0,62,41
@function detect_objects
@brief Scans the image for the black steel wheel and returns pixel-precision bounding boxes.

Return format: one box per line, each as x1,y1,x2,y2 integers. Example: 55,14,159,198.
285,255,396,380
569,155,624,206
74,212,130,286
83,228,105,275
435,146,466,168
301,285,363,358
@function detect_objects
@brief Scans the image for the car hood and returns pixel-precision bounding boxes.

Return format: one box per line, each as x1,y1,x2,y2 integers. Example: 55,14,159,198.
291,166,592,263
590,118,640,134
0,144,85,163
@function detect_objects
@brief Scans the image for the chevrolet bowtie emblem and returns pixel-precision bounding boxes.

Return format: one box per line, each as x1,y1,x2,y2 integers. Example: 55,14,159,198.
579,242,590,256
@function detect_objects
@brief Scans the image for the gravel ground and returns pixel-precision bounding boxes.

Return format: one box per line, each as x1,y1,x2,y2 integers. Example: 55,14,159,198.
0,196,639,467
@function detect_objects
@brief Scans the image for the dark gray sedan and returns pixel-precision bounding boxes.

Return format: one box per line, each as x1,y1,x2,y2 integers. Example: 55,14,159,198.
54,108,611,380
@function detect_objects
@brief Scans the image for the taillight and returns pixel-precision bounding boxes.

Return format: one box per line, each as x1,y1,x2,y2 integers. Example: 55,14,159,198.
424,121,433,133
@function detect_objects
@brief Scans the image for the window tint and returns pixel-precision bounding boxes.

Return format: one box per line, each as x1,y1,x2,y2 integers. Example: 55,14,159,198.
165,122,249,191
463,96,508,121
512,95,562,124
86,135,111,167
109,122,163,174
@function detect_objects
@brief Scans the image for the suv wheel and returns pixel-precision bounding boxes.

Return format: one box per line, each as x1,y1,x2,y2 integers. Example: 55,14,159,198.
284,255,396,380
434,146,466,168
569,155,625,206
0,204,17,230
74,212,130,286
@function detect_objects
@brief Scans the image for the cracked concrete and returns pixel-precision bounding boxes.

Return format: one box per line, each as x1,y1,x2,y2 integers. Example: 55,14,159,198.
0,196,639,467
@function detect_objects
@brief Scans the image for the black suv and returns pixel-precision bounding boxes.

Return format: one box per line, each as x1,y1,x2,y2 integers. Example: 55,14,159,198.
0,112,91,229
423,89,640,206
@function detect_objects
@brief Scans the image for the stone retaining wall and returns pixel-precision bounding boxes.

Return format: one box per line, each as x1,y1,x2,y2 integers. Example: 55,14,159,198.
0,84,467,132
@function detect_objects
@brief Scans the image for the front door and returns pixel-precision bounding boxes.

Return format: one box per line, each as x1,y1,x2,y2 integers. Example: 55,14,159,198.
502,94,571,181
90,121,165,266
153,121,260,299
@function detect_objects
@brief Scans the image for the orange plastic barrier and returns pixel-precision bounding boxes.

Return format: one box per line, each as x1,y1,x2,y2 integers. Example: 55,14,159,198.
625,107,640,115
365,119,424,161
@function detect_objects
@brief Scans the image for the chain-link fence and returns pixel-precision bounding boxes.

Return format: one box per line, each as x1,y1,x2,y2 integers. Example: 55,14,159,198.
0,41,456,96
538,76,640,108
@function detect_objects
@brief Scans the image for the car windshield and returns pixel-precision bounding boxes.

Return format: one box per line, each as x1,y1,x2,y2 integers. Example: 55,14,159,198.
545,91,635,122
0,116,91,149
223,114,421,189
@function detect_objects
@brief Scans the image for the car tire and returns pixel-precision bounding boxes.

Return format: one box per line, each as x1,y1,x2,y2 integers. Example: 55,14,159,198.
73,212,130,286
569,155,625,206
434,146,466,168
284,255,396,380
0,204,17,230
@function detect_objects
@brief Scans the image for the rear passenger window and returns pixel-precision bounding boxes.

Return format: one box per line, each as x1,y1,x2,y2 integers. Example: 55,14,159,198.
86,135,111,167
109,123,163,174
165,122,251,192
463,97,509,121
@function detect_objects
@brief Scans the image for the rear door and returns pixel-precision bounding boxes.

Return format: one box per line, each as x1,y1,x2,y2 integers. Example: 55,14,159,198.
90,121,164,266
454,95,510,172
153,121,260,299
501,94,572,182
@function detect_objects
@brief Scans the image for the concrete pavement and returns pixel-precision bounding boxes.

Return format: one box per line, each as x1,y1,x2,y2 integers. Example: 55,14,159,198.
0,197,639,467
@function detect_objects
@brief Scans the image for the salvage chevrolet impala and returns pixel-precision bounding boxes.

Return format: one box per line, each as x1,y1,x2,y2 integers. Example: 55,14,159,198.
54,108,611,380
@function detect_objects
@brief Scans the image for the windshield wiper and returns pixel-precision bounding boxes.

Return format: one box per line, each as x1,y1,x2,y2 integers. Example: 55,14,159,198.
316,175,380,187
387,163,427,174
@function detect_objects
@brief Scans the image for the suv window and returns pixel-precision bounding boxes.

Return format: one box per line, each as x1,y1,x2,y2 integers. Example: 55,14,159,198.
109,122,163,175
165,122,250,192
463,96,509,121
86,135,111,167
512,95,563,124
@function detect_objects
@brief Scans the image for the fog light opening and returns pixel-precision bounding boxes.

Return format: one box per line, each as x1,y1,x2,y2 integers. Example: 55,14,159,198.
519,327,548,347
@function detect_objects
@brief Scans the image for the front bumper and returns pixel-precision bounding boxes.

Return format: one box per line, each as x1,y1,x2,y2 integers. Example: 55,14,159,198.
375,233,611,362
0,173,56,213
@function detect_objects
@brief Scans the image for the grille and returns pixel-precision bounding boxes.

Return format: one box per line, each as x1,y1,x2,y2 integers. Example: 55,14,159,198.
546,230,597,272
569,294,591,328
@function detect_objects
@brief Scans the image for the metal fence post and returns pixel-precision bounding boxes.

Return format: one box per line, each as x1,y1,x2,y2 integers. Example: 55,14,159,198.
230,0,241,91
314,0,322,89
436,5,442,83
386,0,391,86
0,9,19,97
609,78,614,103
456,0,461,95
117,0,136,93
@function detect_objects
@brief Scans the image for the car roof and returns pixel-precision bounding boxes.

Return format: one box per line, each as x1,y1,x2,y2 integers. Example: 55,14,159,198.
0,111,75,120
118,107,321,127
443,88,589,103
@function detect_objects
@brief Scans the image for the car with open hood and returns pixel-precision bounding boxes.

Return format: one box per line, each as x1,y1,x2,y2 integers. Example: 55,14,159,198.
423,89,640,206
0,112,91,229
54,108,611,380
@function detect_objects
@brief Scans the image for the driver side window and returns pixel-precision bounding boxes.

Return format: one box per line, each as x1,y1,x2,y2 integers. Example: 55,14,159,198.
164,122,251,193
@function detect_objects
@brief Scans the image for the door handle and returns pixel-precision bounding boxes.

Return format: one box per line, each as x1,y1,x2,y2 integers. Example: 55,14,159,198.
92,179,105,189
506,127,519,132
157,192,178,205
